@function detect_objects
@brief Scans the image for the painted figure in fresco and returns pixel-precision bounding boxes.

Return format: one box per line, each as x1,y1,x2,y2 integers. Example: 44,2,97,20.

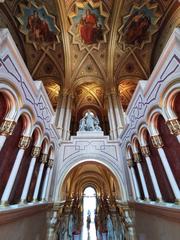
78,9,103,44
123,10,151,45
27,10,56,43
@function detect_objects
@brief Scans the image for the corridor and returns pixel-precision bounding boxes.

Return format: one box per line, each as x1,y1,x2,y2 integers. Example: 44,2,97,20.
81,218,97,240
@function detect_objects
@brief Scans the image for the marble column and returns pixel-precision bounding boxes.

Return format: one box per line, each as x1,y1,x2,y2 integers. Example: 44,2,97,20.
41,159,54,201
151,135,180,202
166,119,180,143
20,146,41,203
45,166,53,201
141,145,163,201
0,119,16,151
105,96,113,139
111,89,124,136
62,94,72,140
33,153,48,202
127,159,141,200
107,94,117,139
0,135,31,205
133,153,150,201
127,159,138,200
57,89,68,138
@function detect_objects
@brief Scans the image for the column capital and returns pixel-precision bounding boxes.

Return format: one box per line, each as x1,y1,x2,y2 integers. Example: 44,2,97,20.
133,153,141,163
40,154,48,164
48,159,54,168
151,135,164,149
31,146,41,158
127,158,133,167
110,87,118,96
0,119,16,136
166,119,180,136
141,146,151,157
18,136,31,149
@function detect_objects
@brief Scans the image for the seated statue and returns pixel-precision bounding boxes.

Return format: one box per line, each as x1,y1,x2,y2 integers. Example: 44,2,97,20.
78,110,102,132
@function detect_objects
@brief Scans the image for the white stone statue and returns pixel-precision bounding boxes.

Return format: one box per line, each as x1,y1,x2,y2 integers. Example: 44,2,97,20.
78,110,102,132
107,214,114,240
68,214,74,240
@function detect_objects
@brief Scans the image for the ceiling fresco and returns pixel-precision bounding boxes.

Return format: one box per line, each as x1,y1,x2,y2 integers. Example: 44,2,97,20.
118,1,161,50
0,0,179,117
17,2,60,50
69,1,109,50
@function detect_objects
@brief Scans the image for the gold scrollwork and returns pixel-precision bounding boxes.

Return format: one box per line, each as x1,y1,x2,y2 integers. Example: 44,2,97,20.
141,146,151,157
18,136,31,149
166,119,180,136
133,153,141,163
40,154,48,164
151,135,164,149
0,120,16,136
31,146,41,158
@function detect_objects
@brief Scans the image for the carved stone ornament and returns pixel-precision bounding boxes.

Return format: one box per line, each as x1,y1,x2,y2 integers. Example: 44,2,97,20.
48,159,54,168
141,146,150,157
166,119,180,136
0,120,16,136
41,154,48,164
31,146,41,158
133,153,141,163
18,136,31,149
127,158,133,168
151,135,164,149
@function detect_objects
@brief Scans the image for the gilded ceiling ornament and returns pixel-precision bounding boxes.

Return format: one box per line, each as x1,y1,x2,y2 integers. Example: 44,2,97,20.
69,1,109,51
118,1,161,50
17,2,60,50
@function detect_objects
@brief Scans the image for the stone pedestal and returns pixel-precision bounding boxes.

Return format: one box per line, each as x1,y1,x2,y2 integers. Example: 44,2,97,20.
76,131,104,137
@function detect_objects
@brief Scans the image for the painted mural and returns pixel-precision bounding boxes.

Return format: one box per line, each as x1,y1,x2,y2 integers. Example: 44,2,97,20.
69,1,109,50
17,3,60,49
119,2,161,49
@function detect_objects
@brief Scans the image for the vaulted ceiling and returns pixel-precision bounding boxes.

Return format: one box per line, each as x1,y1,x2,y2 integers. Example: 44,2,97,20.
60,161,121,200
0,0,179,112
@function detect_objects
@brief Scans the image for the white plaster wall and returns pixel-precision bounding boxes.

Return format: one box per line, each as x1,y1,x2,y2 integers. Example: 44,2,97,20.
53,132,129,202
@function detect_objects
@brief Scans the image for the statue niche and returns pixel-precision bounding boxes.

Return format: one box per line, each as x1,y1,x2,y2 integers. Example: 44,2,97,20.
78,110,102,132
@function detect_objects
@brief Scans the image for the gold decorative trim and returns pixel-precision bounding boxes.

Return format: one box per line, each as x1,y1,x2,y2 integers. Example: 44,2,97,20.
48,159,54,168
31,146,41,158
40,154,48,164
151,135,164,149
166,119,180,136
0,120,16,136
18,136,31,149
133,153,141,163
141,146,151,157
127,158,133,167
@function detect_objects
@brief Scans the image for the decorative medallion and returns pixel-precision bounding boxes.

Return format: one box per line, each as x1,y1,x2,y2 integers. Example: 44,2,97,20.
119,1,161,50
69,1,109,50
17,2,60,50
